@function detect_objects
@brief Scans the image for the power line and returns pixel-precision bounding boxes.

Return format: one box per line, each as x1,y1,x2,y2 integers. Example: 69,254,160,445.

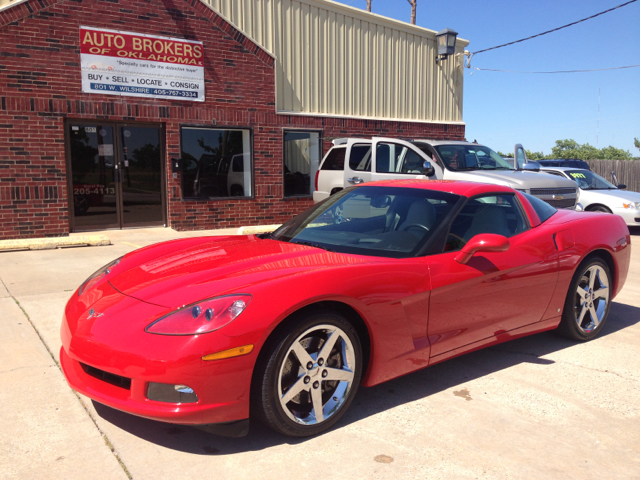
472,64,640,74
471,0,638,55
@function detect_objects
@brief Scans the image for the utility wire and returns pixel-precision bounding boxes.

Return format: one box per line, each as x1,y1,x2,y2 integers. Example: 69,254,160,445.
472,64,640,74
471,0,638,55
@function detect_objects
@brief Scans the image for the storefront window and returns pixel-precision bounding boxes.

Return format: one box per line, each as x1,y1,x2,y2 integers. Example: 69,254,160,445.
181,127,252,199
284,131,321,197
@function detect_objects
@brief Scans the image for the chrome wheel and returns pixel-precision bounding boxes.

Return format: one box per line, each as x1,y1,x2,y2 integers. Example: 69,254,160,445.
277,324,356,426
574,265,610,334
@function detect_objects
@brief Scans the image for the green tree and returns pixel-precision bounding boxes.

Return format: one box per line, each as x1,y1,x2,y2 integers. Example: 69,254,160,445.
525,150,545,161
550,139,599,159
550,139,581,158
599,146,633,160
550,139,631,160
634,137,640,153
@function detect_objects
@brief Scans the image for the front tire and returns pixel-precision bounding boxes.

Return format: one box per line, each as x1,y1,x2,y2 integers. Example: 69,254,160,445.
558,257,612,341
590,205,612,213
252,311,362,437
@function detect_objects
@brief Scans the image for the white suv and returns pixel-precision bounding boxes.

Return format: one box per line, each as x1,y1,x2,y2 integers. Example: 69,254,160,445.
314,138,579,209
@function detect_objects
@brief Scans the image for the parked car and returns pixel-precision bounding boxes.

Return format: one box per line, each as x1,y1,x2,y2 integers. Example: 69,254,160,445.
536,159,591,170
314,138,579,209
538,166,640,226
60,180,630,438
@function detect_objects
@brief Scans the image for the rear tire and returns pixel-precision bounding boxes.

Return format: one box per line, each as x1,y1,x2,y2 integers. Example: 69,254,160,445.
252,311,362,437
557,257,612,341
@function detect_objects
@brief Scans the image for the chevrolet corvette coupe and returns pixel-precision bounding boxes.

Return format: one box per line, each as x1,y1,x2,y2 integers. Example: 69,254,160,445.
61,180,631,437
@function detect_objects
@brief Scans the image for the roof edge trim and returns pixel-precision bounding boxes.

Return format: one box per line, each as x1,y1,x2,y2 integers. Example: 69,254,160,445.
0,0,27,14
305,0,470,47
197,0,275,58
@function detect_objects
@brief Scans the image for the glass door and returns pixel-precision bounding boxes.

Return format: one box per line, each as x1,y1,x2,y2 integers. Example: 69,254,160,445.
68,122,165,231
118,125,164,227
69,124,119,230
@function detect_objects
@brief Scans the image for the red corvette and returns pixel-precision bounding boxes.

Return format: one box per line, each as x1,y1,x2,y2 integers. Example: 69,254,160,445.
60,180,631,437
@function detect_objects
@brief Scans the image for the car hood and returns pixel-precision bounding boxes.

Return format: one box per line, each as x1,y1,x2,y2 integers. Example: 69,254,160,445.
581,188,640,205
448,170,577,189
108,235,373,308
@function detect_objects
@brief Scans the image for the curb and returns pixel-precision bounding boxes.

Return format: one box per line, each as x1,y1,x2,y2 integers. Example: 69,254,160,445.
0,235,111,252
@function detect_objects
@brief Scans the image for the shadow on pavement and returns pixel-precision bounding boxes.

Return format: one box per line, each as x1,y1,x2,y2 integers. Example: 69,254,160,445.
92,301,639,455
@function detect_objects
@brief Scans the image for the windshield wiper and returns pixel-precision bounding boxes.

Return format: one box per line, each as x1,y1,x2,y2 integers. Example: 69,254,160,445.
291,240,335,252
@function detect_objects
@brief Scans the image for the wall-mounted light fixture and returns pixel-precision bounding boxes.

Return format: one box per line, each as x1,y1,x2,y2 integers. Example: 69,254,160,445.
435,28,458,63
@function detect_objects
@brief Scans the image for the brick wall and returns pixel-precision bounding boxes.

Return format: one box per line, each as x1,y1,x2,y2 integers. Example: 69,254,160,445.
0,0,465,240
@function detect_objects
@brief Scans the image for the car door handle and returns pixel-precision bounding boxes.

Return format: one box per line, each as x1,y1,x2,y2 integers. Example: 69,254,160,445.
347,177,364,185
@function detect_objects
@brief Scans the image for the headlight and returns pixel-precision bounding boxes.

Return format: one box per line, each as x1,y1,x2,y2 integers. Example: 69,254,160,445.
78,257,122,295
145,294,251,335
622,202,640,210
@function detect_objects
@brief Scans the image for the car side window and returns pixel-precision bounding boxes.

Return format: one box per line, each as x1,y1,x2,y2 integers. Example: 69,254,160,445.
321,147,346,171
445,194,528,251
349,144,372,172
376,143,426,174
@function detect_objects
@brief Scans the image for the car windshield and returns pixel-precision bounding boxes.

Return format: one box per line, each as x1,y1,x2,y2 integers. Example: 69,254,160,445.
269,186,461,258
434,145,514,171
565,170,617,190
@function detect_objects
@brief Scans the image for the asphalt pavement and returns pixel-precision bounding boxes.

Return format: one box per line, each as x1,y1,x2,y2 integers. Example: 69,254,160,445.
1,226,639,480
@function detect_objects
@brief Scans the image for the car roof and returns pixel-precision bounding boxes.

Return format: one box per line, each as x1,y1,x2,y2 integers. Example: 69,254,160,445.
412,139,482,147
362,179,514,197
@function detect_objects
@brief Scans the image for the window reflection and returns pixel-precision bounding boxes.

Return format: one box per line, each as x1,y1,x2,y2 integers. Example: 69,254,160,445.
181,127,252,198
284,131,320,196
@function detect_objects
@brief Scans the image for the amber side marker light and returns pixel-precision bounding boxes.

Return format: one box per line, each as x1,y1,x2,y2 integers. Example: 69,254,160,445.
202,345,254,361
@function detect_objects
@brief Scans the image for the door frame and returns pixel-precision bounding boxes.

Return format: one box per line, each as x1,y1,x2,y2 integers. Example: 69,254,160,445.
64,119,167,232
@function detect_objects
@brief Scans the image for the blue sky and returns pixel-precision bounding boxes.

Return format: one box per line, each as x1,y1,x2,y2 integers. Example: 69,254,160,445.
334,0,640,156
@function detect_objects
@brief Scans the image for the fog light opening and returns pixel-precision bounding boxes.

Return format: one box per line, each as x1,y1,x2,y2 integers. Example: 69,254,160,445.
147,382,198,403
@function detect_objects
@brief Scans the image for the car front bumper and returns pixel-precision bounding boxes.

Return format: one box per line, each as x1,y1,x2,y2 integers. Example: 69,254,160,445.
612,207,640,226
60,289,260,427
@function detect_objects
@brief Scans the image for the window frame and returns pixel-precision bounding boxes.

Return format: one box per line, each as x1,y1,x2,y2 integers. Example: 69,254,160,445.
179,124,255,201
282,128,324,198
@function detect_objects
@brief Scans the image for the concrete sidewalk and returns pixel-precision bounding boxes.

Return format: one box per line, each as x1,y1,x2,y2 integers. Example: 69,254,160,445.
0,282,127,480
1,226,639,480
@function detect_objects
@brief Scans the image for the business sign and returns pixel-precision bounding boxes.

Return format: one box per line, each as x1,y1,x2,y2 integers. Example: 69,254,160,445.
80,27,205,102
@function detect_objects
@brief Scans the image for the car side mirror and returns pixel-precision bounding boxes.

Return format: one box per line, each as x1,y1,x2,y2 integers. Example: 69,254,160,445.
522,162,540,172
617,184,627,190
423,160,435,177
455,234,510,265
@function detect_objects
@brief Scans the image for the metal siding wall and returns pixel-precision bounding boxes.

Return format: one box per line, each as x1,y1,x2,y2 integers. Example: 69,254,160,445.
198,0,467,123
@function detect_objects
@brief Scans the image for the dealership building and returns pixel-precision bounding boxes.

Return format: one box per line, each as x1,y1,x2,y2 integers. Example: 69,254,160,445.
0,0,467,239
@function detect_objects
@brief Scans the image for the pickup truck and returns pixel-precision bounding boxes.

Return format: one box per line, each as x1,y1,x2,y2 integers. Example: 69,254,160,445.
314,138,579,209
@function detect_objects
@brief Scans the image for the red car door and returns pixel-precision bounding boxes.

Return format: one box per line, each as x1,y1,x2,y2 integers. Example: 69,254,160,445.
426,194,559,359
